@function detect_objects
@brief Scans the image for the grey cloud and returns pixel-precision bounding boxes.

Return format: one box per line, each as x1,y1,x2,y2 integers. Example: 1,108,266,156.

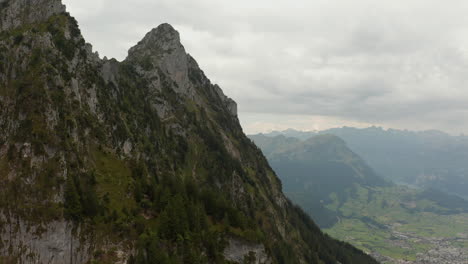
63,0,468,134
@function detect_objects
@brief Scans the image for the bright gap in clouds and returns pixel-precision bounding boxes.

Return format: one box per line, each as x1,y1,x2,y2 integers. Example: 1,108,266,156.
63,0,468,135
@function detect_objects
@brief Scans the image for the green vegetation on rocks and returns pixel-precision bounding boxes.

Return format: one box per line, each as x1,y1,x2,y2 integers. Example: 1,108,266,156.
0,0,378,263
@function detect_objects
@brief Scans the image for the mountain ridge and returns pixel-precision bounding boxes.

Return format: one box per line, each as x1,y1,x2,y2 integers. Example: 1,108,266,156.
258,127,468,199
0,1,378,263
250,133,391,227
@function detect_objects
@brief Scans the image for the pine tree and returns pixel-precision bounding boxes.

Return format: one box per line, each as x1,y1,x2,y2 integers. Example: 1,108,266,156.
64,175,82,221
81,186,99,217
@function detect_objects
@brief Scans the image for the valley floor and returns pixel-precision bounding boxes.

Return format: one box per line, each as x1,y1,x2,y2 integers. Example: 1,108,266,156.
345,220,468,264
323,186,468,264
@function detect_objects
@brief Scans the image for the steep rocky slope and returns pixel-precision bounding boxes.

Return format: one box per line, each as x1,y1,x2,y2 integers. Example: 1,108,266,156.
0,0,378,263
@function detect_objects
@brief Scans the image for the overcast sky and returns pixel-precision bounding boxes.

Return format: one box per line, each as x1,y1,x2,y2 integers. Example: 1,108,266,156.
63,0,468,135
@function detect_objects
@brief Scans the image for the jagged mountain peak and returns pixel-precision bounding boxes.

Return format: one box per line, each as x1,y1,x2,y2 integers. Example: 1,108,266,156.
125,23,197,98
0,0,65,31
124,22,238,117
147,23,181,45
127,23,184,59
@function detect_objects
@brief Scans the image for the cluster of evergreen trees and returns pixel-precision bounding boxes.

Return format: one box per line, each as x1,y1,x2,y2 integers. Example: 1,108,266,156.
64,172,99,222
63,159,261,264
130,172,262,264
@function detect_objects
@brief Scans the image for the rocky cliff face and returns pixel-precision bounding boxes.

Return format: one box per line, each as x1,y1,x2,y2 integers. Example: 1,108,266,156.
0,216,90,264
0,0,65,31
0,0,378,263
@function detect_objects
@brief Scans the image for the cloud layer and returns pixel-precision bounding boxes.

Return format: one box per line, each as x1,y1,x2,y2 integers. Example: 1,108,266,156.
63,0,468,134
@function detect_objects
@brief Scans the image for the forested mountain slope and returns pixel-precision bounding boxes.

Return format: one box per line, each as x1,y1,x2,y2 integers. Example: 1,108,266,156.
0,0,378,263
249,134,391,227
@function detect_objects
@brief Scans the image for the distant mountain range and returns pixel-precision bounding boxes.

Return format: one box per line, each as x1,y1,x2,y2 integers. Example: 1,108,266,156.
250,134,391,227
249,132,468,263
260,127,468,199
249,133,468,226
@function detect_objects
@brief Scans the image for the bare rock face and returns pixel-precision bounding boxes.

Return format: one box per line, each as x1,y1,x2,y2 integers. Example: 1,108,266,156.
127,23,193,97
214,84,238,117
101,58,120,88
0,216,90,264
126,23,238,117
223,238,271,264
0,0,65,31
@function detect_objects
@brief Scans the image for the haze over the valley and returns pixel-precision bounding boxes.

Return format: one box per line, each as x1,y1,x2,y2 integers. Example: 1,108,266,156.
63,0,468,134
